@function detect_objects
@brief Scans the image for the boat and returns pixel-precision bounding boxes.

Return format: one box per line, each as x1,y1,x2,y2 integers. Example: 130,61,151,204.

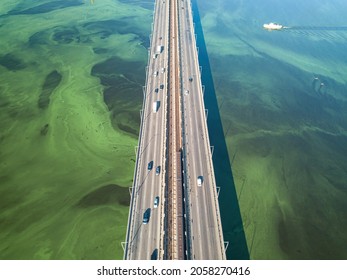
263,22,284,31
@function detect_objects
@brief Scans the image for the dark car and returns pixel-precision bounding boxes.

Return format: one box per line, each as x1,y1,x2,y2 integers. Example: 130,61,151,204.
148,161,153,171
189,77,193,82
155,166,161,175
151,249,158,260
160,84,164,90
143,208,151,224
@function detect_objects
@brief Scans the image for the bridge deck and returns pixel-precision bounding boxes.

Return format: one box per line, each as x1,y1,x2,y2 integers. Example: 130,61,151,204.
124,0,226,260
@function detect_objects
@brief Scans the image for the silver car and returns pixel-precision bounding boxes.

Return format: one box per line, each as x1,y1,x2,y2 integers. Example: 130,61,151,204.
156,166,161,175
154,196,159,208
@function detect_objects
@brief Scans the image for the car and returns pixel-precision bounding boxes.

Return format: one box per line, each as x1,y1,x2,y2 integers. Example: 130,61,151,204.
155,88,159,93
184,89,189,95
160,84,164,90
153,71,158,77
159,36,162,40
151,249,158,260
161,67,165,73
155,166,161,175
154,196,159,208
143,208,151,224
148,161,153,171
189,77,193,82
197,176,203,186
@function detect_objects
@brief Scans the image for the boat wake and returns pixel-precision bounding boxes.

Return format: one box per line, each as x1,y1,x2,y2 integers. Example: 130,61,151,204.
283,26,347,40
286,26,347,31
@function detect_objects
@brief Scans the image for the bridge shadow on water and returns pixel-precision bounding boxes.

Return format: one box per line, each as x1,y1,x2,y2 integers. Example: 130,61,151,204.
191,0,250,259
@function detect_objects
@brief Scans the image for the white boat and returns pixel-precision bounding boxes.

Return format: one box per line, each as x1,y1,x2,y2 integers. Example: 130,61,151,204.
263,22,284,31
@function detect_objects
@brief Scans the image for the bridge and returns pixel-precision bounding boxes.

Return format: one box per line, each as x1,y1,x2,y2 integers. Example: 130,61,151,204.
123,0,226,260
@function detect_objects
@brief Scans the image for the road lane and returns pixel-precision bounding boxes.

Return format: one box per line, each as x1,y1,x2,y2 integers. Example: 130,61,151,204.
125,0,169,260
179,0,225,259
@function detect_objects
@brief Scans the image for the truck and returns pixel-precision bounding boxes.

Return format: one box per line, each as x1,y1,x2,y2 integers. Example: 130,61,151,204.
156,45,163,54
152,101,159,113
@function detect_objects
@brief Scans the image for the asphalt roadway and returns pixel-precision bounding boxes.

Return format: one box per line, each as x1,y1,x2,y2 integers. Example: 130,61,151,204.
178,0,225,260
125,0,169,260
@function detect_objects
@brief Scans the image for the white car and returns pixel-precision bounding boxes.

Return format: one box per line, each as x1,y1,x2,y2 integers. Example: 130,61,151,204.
154,196,159,208
197,176,203,187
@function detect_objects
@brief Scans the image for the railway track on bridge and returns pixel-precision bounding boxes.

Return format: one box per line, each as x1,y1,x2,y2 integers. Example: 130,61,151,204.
166,0,185,260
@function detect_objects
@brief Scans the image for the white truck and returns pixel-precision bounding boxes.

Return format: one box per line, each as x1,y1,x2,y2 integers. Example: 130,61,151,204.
152,101,159,113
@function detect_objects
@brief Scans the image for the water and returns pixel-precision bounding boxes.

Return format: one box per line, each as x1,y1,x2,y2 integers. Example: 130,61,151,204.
195,0,347,259
0,0,152,259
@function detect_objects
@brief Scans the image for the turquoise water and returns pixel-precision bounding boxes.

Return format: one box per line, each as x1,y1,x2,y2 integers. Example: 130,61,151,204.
196,0,347,259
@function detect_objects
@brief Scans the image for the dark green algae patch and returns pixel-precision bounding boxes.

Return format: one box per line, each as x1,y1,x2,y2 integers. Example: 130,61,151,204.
0,53,26,71
76,184,130,208
82,20,150,49
28,18,151,48
8,0,83,15
52,26,81,44
91,56,144,137
38,70,62,109
117,0,153,10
